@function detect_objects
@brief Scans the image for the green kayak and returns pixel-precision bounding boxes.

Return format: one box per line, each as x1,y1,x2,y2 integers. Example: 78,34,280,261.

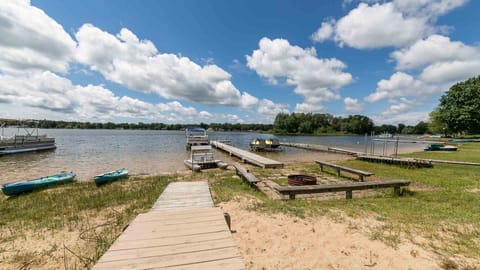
2,172,76,196
94,168,128,186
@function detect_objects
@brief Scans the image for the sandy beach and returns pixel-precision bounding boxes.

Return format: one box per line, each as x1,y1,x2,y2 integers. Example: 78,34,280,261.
219,197,479,270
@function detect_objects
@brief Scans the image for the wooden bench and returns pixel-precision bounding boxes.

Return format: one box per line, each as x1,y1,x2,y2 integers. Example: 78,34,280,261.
232,162,260,186
315,160,373,181
274,180,410,200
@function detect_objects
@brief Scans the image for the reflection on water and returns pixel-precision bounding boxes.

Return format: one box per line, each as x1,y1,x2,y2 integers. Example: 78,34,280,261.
0,129,424,184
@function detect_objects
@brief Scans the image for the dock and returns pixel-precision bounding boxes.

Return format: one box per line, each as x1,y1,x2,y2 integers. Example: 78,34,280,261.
211,141,283,168
413,158,480,166
357,155,433,168
280,142,361,156
93,181,244,270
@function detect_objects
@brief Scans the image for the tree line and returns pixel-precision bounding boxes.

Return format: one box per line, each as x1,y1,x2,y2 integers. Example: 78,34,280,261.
2,119,273,132
273,113,429,135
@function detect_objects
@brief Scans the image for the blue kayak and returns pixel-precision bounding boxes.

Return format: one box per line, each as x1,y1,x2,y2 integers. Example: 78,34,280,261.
2,172,76,196
94,168,128,185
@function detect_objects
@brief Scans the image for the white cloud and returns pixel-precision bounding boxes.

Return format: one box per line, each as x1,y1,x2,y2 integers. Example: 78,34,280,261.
257,99,289,116
246,37,352,111
392,0,468,18
199,111,213,119
311,20,335,42
313,0,468,49
0,71,216,122
365,72,436,102
344,97,363,112
295,102,325,113
381,98,421,116
367,34,480,116
392,35,480,70
372,111,430,125
0,0,76,74
420,60,480,83
75,24,258,108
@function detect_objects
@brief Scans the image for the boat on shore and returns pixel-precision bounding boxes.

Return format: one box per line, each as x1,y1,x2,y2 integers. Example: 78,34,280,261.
184,145,228,172
185,127,209,150
94,168,128,185
424,143,458,151
1,172,76,196
250,138,281,151
0,121,56,156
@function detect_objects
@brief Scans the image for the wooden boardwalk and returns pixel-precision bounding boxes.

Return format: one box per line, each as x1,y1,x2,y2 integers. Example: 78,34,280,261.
211,141,283,168
93,181,244,270
152,182,215,211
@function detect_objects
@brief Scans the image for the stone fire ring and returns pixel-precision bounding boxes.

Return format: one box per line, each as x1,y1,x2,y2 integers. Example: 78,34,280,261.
287,174,317,186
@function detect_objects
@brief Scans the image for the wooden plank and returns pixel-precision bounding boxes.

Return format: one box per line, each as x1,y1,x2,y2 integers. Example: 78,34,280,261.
132,215,225,225
315,160,373,176
165,257,245,270
357,155,433,168
280,142,331,152
99,238,237,262
413,158,480,166
275,180,410,195
110,232,231,251
94,247,242,270
232,162,260,185
211,141,283,168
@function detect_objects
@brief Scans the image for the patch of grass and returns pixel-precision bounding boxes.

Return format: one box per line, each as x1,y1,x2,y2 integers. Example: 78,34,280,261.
0,175,172,269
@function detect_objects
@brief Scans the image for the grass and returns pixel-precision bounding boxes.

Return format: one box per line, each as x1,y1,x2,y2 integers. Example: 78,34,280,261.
212,143,480,260
0,175,173,269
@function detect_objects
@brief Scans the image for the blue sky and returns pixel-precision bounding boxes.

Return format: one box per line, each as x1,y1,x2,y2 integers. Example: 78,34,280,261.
0,0,479,124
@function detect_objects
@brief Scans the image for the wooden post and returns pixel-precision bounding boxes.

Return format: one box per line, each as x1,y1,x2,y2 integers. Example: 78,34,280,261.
336,168,341,177
394,186,401,196
346,190,353,199
359,175,364,182
320,164,323,172
224,213,231,231
289,193,295,200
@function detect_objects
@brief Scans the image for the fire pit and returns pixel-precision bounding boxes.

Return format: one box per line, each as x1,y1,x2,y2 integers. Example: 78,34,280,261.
287,174,317,186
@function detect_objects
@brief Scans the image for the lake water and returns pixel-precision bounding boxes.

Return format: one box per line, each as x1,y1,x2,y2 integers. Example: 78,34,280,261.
0,129,424,184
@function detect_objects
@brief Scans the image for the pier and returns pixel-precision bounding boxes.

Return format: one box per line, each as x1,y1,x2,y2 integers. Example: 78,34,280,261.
280,142,361,156
93,181,244,270
356,155,433,168
211,141,283,168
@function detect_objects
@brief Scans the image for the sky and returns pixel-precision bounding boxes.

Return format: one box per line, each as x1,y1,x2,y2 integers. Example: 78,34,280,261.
0,0,479,125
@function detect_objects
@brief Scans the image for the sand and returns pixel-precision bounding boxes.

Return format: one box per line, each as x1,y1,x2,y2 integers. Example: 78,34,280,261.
219,197,479,270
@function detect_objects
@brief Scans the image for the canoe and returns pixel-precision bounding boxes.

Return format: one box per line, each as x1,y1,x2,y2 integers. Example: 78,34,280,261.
2,172,76,196
94,168,128,185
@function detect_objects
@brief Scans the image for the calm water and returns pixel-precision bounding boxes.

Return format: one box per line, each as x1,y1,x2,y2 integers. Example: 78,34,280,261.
0,129,424,184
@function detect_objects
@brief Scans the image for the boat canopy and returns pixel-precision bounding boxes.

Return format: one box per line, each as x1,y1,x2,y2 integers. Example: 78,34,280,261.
185,127,207,137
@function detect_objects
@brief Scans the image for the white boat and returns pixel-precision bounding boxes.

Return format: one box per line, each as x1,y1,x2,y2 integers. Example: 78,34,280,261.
184,145,228,172
377,132,393,138
0,121,56,156
185,127,209,150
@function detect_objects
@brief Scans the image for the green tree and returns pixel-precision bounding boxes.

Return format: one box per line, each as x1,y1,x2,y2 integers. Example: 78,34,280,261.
433,76,480,134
